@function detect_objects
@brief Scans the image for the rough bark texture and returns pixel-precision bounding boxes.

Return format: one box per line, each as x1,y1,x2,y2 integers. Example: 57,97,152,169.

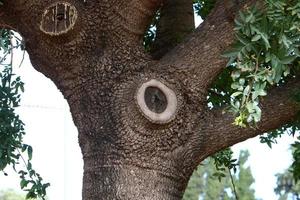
150,0,195,59
1,0,299,199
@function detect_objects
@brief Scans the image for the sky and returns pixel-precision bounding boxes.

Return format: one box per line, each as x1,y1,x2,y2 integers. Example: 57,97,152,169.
0,49,83,200
0,15,298,200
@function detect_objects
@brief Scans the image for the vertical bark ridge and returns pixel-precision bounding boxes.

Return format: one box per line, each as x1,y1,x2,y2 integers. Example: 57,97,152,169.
150,0,195,59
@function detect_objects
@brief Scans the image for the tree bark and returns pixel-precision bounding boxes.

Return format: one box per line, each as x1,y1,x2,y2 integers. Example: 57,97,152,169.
1,0,299,199
82,165,185,200
158,0,257,90
184,77,300,164
150,0,195,59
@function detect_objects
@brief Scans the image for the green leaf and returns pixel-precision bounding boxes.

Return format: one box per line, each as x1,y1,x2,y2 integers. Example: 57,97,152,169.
280,56,297,64
21,179,29,189
251,34,261,42
22,144,28,152
243,85,251,96
27,146,33,160
231,91,242,97
236,34,250,45
222,49,239,58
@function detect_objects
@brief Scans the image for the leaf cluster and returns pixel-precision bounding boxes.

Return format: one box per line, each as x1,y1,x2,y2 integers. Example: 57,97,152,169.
222,0,300,185
0,29,49,199
208,67,234,108
223,0,300,127
211,148,238,181
260,115,300,148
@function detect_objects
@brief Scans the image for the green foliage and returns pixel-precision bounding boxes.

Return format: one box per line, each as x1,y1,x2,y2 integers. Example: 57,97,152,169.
184,150,256,200
0,189,25,200
208,67,234,108
143,10,160,52
223,0,300,127
0,29,49,199
259,116,300,148
211,148,238,181
193,0,217,19
275,169,300,200
234,151,256,200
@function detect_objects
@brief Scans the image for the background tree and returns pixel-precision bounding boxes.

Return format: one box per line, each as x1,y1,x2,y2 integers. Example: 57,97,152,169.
183,150,256,200
233,151,256,200
0,0,299,199
275,170,300,200
0,189,25,200
183,159,232,200
275,142,300,200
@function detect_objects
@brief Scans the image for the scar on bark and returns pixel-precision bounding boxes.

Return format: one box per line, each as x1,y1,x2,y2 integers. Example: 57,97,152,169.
40,2,77,36
136,79,178,124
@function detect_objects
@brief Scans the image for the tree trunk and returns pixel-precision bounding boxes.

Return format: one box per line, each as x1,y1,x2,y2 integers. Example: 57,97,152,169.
82,165,185,199
1,0,299,199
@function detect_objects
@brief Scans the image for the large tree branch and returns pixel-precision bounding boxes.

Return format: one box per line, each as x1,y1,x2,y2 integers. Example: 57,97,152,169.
150,0,195,59
158,0,257,91
114,0,165,43
187,77,300,164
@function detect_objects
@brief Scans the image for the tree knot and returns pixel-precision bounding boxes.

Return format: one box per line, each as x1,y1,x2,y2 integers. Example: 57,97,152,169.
40,2,78,36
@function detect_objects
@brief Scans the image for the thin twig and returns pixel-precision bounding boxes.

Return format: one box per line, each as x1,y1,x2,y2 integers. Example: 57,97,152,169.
8,30,13,86
16,148,29,170
9,31,13,66
18,47,25,68
228,167,239,200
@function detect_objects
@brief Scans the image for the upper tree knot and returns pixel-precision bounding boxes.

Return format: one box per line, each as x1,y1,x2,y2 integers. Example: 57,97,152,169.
40,2,78,36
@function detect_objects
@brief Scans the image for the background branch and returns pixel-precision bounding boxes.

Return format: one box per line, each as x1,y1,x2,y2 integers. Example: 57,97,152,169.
150,0,195,59
158,0,257,91
115,0,165,43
